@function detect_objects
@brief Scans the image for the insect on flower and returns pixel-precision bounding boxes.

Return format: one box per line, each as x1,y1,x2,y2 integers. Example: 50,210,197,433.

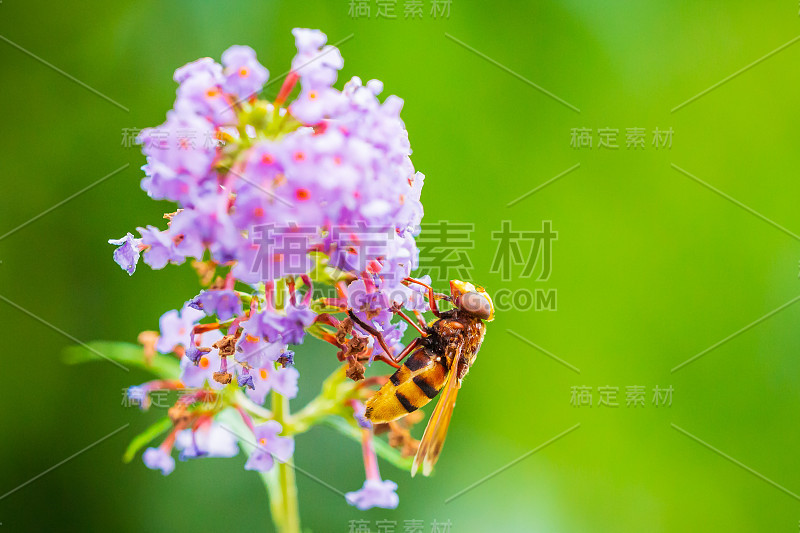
99,26,463,519
353,277,495,477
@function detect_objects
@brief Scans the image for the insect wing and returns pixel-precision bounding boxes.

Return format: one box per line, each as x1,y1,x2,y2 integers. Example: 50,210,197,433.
411,346,462,477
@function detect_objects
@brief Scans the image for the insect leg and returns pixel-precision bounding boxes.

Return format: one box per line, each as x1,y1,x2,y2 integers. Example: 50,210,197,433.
412,310,428,329
390,336,422,364
393,309,427,336
403,277,443,317
348,310,396,360
366,331,423,369
372,354,401,368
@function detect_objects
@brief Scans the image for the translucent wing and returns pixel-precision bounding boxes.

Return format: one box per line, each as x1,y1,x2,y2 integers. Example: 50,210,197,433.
411,345,463,477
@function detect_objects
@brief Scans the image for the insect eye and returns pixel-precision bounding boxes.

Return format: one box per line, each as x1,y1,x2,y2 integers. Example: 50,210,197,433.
460,291,492,319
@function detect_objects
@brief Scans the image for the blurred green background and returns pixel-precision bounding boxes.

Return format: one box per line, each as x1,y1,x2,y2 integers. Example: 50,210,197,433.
3,0,800,531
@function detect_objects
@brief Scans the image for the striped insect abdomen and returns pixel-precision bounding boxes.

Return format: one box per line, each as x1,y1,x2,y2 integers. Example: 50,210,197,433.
365,347,451,423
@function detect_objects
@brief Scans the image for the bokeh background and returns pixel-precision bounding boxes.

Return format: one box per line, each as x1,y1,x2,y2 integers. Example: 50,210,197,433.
3,0,800,531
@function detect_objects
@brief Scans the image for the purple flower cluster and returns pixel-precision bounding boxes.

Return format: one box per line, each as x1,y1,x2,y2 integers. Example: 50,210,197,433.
110,29,424,296
112,29,420,513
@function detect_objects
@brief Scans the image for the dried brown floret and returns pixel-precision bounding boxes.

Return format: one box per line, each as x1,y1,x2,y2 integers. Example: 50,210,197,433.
346,359,366,382
212,335,237,357
213,371,232,384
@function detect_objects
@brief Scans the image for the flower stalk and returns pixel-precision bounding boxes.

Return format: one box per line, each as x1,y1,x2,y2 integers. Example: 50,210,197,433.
263,388,301,533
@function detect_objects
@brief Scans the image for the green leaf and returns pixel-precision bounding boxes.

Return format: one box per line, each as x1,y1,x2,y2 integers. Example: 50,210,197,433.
63,341,180,379
122,417,173,463
322,416,413,471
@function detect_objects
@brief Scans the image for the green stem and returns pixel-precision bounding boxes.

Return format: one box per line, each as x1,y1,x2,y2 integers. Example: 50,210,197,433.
234,390,273,421
263,389,301,533
284,365,354,434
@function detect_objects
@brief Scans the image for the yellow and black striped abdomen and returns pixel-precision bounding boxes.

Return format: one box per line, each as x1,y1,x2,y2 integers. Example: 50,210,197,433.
365,348,451,423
